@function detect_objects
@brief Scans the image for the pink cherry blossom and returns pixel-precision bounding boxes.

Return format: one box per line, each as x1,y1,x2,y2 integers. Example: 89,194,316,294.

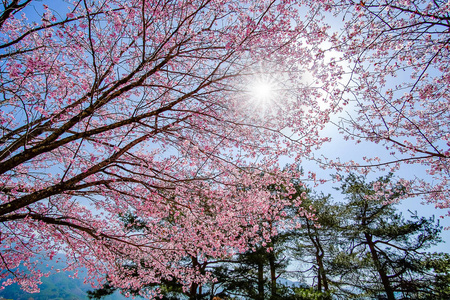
0,0,340,295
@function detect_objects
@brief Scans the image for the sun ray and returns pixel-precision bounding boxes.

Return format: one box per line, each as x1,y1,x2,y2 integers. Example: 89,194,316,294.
248,79,276,104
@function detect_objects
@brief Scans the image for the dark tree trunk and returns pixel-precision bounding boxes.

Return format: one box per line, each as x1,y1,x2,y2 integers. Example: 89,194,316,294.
189,256,200,300
306,220,329,292
365,233,395,300
257,260,265,300
268,249,277,298
189,282,198,300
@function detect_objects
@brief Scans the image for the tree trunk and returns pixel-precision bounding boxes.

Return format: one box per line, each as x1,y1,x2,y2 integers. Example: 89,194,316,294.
316,248,329,292
257,260,265,300
316,238,329,292
189,256,199,300
365,233,396,300
268,249,277,298
306,220,329,292
189,282,198,300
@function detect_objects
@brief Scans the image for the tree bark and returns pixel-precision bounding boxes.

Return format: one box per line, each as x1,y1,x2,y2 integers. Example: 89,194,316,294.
268,248,277,298
306,220,329,292
257,260,265,300
189,256,199,300
365,233,396,300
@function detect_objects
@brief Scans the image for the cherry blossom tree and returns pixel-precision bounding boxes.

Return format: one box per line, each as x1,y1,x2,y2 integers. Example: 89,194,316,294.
312,0,450,212
0,0,338,296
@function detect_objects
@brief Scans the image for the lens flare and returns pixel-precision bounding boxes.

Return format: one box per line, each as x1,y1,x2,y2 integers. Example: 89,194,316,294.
248,80,275,104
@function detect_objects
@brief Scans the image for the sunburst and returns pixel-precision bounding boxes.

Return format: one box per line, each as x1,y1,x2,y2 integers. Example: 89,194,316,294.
248,80,275,103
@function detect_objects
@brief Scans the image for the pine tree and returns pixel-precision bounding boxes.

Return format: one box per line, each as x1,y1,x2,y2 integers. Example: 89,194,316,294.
333,173,446,299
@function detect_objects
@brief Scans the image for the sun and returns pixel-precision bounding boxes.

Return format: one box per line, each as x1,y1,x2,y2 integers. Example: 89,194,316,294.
248,79,276,104
241,66,283,114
